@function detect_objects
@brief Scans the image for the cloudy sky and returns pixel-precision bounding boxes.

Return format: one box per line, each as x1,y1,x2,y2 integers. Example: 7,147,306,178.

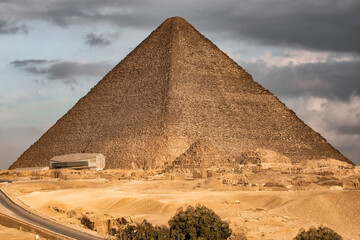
0,0,359,169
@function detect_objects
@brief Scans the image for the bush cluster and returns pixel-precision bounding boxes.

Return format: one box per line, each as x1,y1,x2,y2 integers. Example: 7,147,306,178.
122,205,232,240
169,205,232,240
294,226,343,240
123,220,169,240
82,205,343,240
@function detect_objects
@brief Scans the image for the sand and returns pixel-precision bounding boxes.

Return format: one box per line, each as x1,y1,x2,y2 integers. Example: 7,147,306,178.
2,179,359,240
0,224,41,240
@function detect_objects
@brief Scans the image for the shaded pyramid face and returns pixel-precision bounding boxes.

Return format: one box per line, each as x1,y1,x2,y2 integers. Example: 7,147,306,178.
10,17,352,170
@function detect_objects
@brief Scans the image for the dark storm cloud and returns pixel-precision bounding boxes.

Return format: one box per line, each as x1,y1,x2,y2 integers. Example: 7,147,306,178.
84,31,122,47
0,20,28,35
9,59,54,67
2,0,359,54
216,1,360,54
19,60,111,84
243,59,360,100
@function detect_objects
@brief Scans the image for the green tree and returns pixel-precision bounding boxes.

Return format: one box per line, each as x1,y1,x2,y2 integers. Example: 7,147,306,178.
294,226,343,240
168,205,232,240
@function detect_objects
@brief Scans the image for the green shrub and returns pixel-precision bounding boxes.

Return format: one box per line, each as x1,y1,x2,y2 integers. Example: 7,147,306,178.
120,205,232,240
123,220,169,240
168,205,232,240
294,226,343,240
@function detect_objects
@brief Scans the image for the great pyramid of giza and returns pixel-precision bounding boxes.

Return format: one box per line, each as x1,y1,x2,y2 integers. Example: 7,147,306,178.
9,17,352,170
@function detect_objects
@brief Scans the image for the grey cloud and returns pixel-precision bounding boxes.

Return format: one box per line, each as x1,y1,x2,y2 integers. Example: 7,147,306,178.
20,60,111,84
2,0,359,54
322,98,360,136
85,33,110,46
11,58,111,84
46,61,110,80
9,59,54,67
0,20,28,35
243,59,360,100
44,7,88,27
337,125,360,135
84,31,122,47
215,1,360,54
24,66,48,75
285,95,360,165
344,147,360,165
331,136,360,165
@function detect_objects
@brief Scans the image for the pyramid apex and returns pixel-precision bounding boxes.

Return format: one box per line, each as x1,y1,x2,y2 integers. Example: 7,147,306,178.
165,16,187,22
163,16,191,26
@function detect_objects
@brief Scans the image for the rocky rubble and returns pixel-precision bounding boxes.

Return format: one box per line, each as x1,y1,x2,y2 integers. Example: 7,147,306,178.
1,150,359,191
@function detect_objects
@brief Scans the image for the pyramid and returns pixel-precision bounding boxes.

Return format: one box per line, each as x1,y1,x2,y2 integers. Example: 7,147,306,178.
10,17,352,170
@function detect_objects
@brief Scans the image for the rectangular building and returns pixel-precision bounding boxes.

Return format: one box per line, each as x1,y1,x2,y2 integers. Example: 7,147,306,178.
50,153,105,171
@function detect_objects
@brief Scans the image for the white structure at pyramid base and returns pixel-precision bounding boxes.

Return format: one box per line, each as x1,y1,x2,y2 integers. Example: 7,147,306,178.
49,153,105,171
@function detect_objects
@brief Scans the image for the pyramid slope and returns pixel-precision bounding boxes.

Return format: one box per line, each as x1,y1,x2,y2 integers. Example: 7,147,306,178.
10,17,352,169
162,17,350,164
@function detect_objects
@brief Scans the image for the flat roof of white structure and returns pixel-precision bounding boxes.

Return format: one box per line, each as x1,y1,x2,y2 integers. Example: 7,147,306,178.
50,153,104,162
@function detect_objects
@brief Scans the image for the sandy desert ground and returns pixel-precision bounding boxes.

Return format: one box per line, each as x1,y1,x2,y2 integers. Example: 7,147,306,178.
1,178,359,240
0,224,41,240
